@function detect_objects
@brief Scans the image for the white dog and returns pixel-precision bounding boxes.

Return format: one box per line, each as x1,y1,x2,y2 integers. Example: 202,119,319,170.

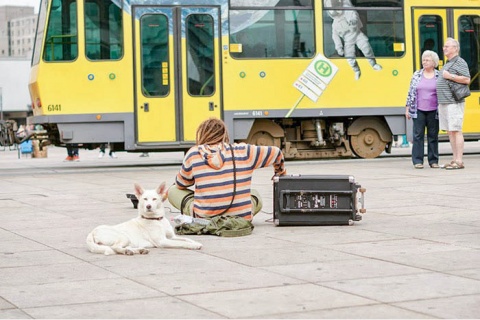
86,182,202,255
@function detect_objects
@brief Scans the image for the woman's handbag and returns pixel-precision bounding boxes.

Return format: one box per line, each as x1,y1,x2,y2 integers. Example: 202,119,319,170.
446,59,471,102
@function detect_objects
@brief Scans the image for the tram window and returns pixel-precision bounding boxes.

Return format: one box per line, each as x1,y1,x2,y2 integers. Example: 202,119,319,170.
458,15,480,91
418,15,444,62
352,0,401,6
186,14,215,96
141,14,169,97
230,0,313,6
32,0,48,65
323,0,404,58
229,9,315,59
85,0,123,60
43,0,78,62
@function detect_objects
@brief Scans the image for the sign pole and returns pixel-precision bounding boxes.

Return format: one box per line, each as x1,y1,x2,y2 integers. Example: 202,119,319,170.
285,94,305,118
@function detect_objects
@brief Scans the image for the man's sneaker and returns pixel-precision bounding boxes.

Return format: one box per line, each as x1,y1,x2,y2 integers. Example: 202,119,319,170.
64,156,73,162
73,155,80,162
109,152,117,159
98,151,105,158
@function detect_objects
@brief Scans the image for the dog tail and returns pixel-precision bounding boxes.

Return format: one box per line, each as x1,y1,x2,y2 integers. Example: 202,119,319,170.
86,231,115,255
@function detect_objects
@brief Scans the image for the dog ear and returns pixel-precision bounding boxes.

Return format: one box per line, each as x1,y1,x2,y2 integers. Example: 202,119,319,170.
157,182,167,201
134,183,144,198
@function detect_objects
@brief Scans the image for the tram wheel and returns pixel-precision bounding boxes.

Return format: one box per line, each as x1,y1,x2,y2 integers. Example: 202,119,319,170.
248,131,275,146
349,128,386,159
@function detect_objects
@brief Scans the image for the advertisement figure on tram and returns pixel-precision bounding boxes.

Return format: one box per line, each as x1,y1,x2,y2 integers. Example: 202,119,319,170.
324,0,382,80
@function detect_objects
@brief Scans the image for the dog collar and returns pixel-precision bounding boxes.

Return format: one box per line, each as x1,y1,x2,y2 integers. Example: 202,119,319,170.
141,215,163,221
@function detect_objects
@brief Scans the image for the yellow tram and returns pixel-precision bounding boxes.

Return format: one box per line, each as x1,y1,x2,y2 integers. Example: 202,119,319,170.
28,0,480,159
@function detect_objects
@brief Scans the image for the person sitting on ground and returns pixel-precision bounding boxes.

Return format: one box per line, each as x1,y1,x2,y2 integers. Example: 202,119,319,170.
168,117,286,221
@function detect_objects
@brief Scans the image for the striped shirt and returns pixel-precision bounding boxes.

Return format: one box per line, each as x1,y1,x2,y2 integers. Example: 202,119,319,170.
175,143,286,220
437,56,470,104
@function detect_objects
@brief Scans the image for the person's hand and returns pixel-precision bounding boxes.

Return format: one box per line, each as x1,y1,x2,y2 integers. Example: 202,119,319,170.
442,70,452,79
405,108,411,120
272,170,287,180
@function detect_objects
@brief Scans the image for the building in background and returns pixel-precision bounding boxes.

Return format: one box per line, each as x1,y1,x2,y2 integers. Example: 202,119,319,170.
0,5,36,58
10,14,37,58
0,5,37,124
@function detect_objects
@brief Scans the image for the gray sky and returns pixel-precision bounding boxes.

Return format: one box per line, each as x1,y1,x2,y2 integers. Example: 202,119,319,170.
0,0,40,13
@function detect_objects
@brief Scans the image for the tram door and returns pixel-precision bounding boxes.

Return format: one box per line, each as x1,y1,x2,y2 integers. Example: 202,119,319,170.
133,6,221,144
413,8,480,131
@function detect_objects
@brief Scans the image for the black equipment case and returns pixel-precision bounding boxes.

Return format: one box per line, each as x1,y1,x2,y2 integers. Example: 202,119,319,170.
273,174,366,226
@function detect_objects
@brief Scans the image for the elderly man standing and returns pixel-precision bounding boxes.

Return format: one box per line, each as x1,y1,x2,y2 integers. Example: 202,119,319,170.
436,38,471,169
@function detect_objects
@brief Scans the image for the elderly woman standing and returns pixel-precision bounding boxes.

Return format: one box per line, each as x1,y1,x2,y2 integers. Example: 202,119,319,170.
405,50,440,169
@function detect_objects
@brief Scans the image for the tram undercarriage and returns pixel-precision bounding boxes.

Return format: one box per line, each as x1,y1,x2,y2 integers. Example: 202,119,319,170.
241,117,393,160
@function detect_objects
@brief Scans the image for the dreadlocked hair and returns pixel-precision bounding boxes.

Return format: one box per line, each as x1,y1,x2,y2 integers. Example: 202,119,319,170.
196,117,230,145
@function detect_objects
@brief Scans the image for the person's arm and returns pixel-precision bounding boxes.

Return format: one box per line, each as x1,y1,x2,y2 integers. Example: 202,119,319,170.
405,71,421,119
443,72,471,85
331,28,344,56
443,59,471,85
250,145,286,176
175,149,196,189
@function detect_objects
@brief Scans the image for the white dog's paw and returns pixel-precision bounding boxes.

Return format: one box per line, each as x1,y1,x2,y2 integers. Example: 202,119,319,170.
125,249,135,255
190,242,203,250
139,248,150,255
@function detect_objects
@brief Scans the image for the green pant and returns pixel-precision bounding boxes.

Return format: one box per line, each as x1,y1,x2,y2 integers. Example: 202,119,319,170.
167,185,263,217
